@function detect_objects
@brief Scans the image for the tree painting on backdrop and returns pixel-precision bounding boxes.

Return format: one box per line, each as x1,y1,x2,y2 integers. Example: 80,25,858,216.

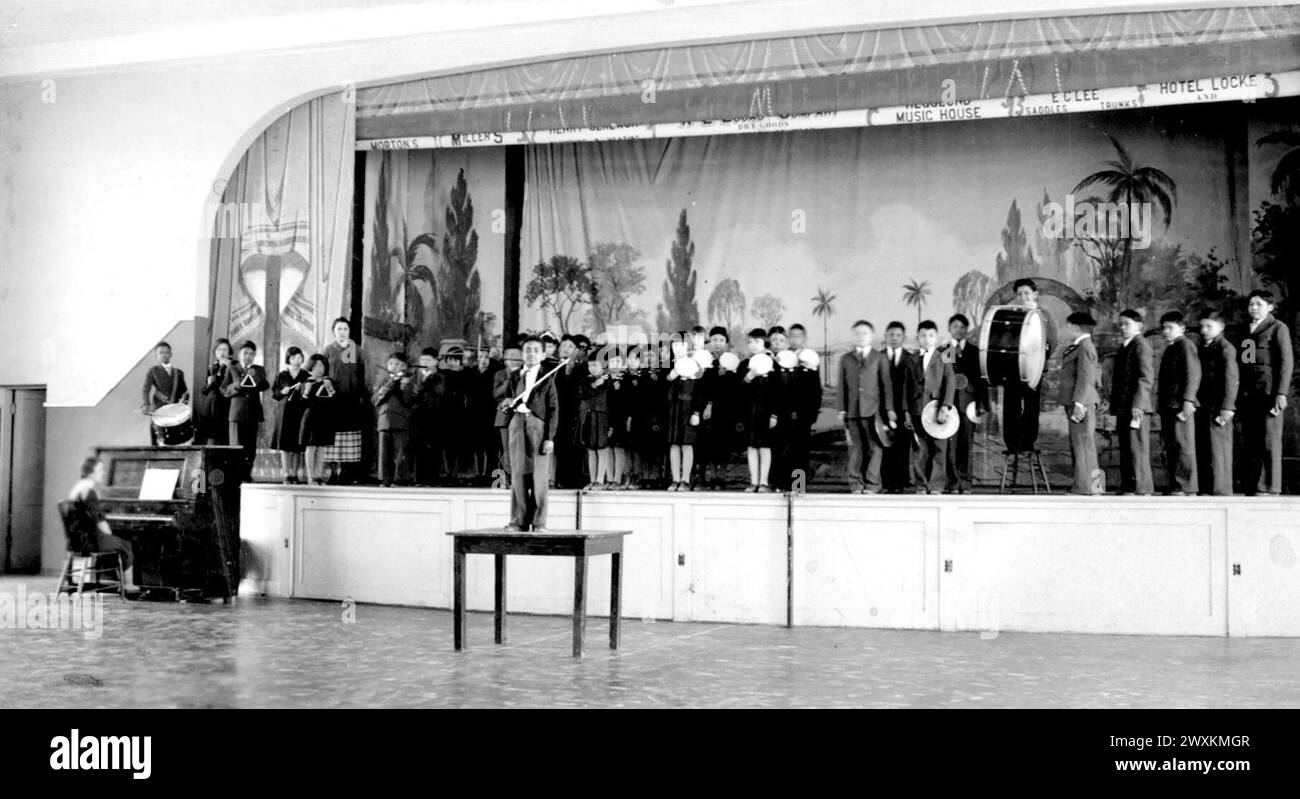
361,149,506,373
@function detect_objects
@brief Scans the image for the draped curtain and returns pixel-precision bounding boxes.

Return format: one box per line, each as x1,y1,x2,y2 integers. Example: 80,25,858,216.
357,5,1300,140
208,92,355,365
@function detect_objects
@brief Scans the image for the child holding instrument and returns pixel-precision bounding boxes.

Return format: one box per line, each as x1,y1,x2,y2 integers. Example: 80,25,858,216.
221,340,270,482
606,355,632,489
196,338,233,445
299,354,336,485
740,328,777,493
271,346,310,484
374,351,417,487
578,358,614,488
665,333,702,491
142,341,189,444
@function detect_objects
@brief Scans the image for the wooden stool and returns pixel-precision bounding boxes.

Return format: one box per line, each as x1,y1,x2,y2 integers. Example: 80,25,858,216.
56,552,127,599
999,450,1052,494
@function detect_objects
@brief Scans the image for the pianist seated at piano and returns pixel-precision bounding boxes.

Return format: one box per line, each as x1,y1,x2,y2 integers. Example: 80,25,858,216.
68,456,140,595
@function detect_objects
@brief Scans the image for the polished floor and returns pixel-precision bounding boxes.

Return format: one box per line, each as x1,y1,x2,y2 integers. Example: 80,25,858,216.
2,576,1297,708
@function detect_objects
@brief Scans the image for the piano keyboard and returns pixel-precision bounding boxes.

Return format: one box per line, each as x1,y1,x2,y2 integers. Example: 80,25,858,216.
106,514,175,525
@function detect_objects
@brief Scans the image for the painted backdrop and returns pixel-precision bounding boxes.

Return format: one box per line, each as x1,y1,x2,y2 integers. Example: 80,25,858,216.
518,100,1300,489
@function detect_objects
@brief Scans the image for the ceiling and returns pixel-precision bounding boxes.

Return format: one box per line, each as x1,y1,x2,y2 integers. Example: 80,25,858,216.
0,0,1251,80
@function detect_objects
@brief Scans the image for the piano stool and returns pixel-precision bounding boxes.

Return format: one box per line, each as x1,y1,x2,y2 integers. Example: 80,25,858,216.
56,552,127,600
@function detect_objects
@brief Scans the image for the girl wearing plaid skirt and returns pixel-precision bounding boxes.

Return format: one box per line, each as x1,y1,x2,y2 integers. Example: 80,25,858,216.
322,318,368,485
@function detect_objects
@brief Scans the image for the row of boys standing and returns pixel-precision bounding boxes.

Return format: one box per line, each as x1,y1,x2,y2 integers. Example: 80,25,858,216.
1059,290,1292,497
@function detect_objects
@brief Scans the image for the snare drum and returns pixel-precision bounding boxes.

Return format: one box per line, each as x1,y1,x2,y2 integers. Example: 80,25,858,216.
979,305,1047,390
151,403,194,446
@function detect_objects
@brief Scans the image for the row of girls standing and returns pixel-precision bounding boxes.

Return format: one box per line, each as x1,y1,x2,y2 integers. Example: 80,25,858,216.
191,318,370,484
565,325,822,492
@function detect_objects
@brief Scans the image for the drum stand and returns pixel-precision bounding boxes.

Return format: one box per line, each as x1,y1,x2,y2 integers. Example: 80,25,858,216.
999,449,1052,494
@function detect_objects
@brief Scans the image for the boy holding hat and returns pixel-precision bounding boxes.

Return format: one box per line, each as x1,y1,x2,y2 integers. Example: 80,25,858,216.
905,320,956,494
1060,312,1101,494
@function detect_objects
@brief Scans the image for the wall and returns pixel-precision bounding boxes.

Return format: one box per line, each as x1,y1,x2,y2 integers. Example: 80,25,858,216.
240,486,1300,637
2,1,995,572
38,322,197,573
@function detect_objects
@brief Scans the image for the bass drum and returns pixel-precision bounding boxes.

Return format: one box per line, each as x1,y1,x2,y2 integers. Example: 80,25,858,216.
979,305,1046,390
152,403,195,446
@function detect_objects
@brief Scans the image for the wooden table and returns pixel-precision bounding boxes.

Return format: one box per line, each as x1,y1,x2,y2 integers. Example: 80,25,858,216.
447,529,631,657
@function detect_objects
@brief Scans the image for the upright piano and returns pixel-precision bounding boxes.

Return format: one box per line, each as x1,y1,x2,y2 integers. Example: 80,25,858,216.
95,445,245,601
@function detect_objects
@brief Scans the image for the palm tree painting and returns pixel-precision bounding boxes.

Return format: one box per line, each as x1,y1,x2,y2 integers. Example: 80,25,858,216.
391,232,438,348
810,287,836,386
901,279,931,328
1072,134,1176,307
1257,129,1300,205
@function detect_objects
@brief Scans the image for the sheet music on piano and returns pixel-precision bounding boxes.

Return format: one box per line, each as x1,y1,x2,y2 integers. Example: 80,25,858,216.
139,468,180,500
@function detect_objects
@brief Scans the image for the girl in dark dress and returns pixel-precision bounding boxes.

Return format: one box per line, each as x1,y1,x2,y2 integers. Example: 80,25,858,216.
664,334,702,491
299,354,337,485
578,358,613,488
764,342,795,491
624,348,656,489
606,356,632,489
635,346,670,489
740,328,777,492
272,346,310,484
765,327,793,490
195,338,233,445
698,327,740,490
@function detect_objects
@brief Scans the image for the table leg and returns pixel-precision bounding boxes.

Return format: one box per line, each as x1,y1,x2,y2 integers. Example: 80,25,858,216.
573,554,588,658
453,549,466,651
494,553,508,644
609,551,622,650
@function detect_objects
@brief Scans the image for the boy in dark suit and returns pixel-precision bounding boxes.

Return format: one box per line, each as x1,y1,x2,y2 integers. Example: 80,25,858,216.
1060,312,1101,494
1240,290,1294,495
941,314,988,493
493,346,523,486
1196,309,1238,496
553,334,586,489
141,341,189,444
501,336,560,531
439,346,470,485
837,320,896,494
1112,309,1155,495
1002,278,1054,451
905,320,956,494
220,340,270,481
411,347,441,486
374,351,416,487
882,321,917,492
1156,311,1201,495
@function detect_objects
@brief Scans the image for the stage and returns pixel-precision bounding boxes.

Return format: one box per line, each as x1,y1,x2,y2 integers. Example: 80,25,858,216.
238,485,1300,638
